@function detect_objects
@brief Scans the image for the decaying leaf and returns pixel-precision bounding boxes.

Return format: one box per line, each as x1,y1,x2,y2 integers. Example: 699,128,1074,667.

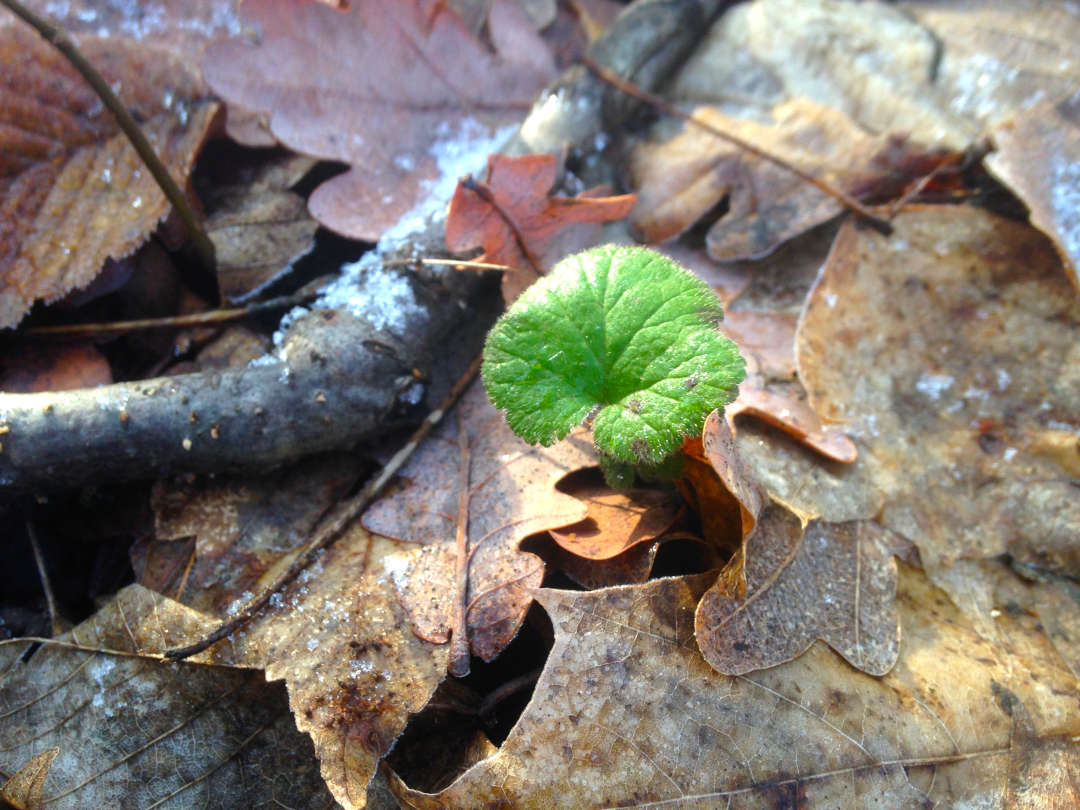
0,748,58,810
363,380,594,665
986,95,1080,289
445,153,636,301
0,598,335,809
144,455,447,809
202,0,556,240
204,153,319,301
696,502,902,677
796,207,1080,578
548,470,680,560
628,98,947,260
392,567,1080,808
0,24,218,327
0,342,112,393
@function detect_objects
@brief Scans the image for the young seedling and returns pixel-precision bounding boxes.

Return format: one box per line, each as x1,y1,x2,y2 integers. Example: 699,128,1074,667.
482,244,746,486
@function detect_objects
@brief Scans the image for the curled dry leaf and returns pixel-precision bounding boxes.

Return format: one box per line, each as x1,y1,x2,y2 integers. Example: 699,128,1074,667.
362,380,595,664
796,207,1080,577
0,590,335,809
696,502,902,677
145,455,447,809
548,470,680,560
392,567,1080,809
628,99,948,260
0,24,217,328
0,748,58,810
986,95,1080,289
445,153,637,302
202,0,557,240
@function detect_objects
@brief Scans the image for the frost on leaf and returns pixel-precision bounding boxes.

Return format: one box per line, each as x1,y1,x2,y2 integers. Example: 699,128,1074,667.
482,245,746,469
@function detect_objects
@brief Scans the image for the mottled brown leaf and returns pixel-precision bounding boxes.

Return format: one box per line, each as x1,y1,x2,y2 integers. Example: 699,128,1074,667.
0,24,217,328
628,99,947,260
445,153,636,302
796,207,1080,577
145,455,446,809
696,502,901,676
202,0,556,240
986,95,1080,289
0,592,334,809
205,153,319,302
362,380,593,663
393,567,1080,809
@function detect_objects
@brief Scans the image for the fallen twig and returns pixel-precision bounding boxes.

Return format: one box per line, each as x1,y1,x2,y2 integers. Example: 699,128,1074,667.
164,353,483,660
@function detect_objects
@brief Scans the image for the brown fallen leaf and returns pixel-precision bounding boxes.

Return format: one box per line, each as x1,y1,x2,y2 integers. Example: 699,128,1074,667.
202,0,556,241
0,748,58,810
391,566,1080,809
796,207,1080,579
139,454,447,809
548,469,680,560
0,342,112,393
530,533,661,589
696,502,902,677
445,153,637,301
628,99,948,260
0,24,218,328
204,153,319,302
362,380,594,669
986,95,1080,290
0,597,336,809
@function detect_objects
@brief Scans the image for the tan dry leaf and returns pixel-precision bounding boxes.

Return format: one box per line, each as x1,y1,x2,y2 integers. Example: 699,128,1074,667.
0,597,335,809
628,98,947,260
0,25,218,328
202,0,556,240
144,454,446,809
696,502,902,677
0,748,58,810
204,153,319,302
362,380,594,663
531,533,660,589
796,207,1080,577
392,566,1080,809
986,95,1080,290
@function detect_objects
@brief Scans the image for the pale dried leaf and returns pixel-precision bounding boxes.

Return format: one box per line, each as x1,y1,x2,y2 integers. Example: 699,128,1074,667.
696,503,901,676
796,207,1080,577
0,748,58,810
394,567,1080,808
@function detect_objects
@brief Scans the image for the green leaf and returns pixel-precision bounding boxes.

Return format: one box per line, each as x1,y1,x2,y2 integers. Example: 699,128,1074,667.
482,245,746,465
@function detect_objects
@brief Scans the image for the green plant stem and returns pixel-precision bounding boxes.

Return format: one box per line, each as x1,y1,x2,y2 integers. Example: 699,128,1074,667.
0,0,217,272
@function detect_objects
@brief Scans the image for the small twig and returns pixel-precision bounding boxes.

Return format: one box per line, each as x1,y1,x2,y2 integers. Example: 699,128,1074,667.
384,258,515,273
25,520,61,636
478,667,542,718
20,292,317,339
164,352,484,661
0,635,168,661
0,0,217,271
582,56,894,236
448,409,472,678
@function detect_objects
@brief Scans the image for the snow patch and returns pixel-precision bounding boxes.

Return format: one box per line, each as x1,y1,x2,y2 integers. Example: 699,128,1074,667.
914,373,954,400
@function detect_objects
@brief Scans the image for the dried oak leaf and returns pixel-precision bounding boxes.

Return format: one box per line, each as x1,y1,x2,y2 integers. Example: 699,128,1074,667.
202,0,556,240
696,502,902,677
145,454,445,809
628,98,949,260
548,469,680,560
796,206,1080,579
0,591,335,809
392,566,1080,809
0,24,218,328
986,95,1080,290
362,380,594,663
445,153,637,302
